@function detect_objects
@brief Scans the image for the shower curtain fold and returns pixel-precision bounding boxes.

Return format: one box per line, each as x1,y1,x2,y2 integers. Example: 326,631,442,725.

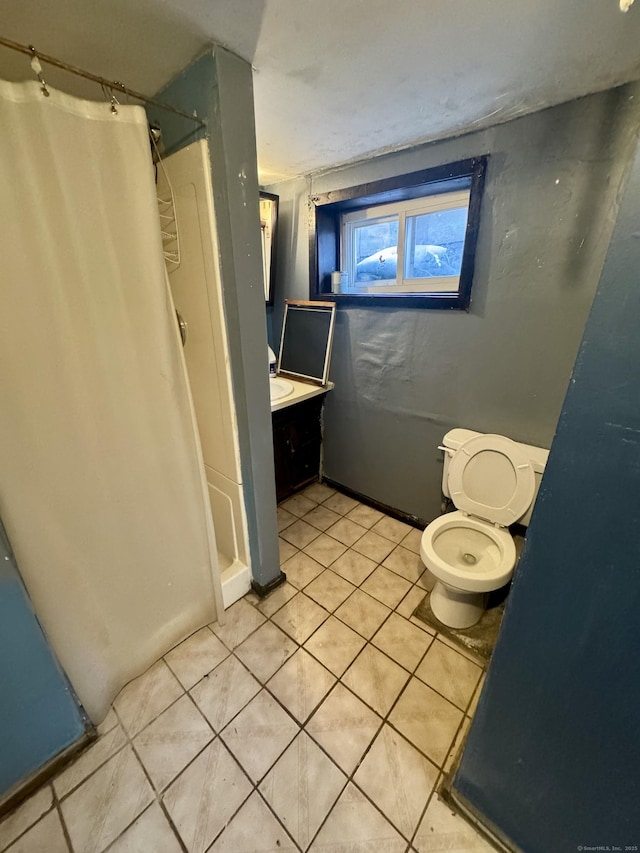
0,80,223,722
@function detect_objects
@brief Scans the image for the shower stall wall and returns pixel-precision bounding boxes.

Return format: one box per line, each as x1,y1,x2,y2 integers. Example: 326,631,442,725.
157,140,252,605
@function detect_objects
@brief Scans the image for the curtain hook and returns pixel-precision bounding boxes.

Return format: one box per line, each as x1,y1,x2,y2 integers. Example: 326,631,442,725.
101,84,119,114
28,46,50,97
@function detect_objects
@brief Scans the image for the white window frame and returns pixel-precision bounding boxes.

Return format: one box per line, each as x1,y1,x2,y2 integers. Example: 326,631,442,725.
340,189,471,295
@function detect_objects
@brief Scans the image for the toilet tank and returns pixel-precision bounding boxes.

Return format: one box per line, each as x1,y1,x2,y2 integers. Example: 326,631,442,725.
441,428,549,527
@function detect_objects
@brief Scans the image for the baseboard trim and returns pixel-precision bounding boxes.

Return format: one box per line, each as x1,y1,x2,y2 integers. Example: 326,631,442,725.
439,779,522,853
251,571,287,599
321,477,428,530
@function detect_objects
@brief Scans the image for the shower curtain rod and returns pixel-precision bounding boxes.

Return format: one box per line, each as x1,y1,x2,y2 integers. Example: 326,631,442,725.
0,35,206,129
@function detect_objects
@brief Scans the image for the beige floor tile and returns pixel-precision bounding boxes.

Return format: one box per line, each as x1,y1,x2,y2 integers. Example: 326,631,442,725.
304,569,355,612
0,786,53,851
326,517,367,547
234,621,297,683
303,533,347,567
211,599,266,651
335,589,391,640
303,615,366,677
271,592,330,644
208,792,297,852
133,694,213,791
322,492,359,515
416,568,437,591
256,581,298,617
267,649,336,723
260,732,347,849
306,683,381,775
389,678,463,767
280,519,321,550
372,612,434,672
221,690,299,783
345,503,385,529
96,707,118,736
164,627,229,690
303,482,336,504
443,716,472,776
242,590,260,606
400,527,423,554
342,645,409,717
278,537,298,565
372,515,413,544
277,506,296,532
330,549,377,586
281,551,325,590
396,587,431,627
415,640,482,711
113,659,183,738
352,530,395,563
4,808,68,853
54,724,127,799
106,803,182,853
467,673,486,717
411,614,437,636
163,740,252,853
414,793,496,853
308,782,406,852
190,655,261,732
437,633,485,666
281,493,317,518
361,566,412,609
302,503,342,532
60,746,154,853
383,545,426,583
354,724,439,839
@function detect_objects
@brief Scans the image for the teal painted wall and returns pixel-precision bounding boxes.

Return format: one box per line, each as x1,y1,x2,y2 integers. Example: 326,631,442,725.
453,126,640,852
266,84,640,521
148,49,281,588
0,521,85,798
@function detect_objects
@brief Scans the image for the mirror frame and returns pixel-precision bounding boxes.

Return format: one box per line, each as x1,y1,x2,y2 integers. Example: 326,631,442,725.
260,191,279,305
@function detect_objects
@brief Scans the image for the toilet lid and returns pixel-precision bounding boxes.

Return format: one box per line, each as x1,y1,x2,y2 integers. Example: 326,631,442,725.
447,434,535,527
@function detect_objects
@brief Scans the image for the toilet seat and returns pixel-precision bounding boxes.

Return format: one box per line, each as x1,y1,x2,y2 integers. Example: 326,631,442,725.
420,511,516,593
447,434,535,527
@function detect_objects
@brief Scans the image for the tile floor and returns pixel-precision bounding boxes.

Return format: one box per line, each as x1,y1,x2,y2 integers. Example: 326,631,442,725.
0,483,496,853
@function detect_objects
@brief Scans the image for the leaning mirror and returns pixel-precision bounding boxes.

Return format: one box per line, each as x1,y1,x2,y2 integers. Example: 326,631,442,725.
260,191,279,305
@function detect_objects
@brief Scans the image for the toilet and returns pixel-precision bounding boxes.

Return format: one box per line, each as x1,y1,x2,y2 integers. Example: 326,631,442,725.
420,429,548,629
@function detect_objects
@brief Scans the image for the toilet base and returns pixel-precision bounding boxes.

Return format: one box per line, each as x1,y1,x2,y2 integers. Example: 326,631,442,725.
430,580,488,629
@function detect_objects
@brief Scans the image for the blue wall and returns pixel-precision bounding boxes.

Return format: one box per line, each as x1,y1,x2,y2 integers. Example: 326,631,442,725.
453,132,640,850
0,521,86,798
266,85,640,522
148,50,281,589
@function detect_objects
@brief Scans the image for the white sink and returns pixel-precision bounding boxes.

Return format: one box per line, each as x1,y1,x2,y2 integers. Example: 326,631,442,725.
270,377,294,402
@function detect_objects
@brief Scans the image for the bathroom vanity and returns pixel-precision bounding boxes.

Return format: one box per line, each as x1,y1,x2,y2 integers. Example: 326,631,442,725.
271,379,334,501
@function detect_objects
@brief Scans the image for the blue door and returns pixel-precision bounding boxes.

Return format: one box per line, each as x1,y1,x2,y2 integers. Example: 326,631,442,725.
0,519,87,798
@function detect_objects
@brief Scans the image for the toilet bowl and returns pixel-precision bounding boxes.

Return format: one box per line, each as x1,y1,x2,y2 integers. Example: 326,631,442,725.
420,511,516,628
420,431,546,629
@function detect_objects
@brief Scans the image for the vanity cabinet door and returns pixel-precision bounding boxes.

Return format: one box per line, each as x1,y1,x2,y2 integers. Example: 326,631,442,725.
272,396,324,501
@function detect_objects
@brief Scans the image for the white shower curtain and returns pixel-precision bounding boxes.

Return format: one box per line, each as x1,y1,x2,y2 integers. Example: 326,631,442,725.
0,81,224,722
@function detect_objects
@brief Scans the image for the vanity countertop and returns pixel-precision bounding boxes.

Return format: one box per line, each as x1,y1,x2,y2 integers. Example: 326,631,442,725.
270,377,334,413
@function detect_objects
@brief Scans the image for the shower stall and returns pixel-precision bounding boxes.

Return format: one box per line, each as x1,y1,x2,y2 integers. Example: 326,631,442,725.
156,139,252,605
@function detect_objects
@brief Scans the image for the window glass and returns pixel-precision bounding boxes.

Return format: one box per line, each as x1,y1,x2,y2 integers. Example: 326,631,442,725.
342,189,470,294
404,206,468,280
354,218,398,283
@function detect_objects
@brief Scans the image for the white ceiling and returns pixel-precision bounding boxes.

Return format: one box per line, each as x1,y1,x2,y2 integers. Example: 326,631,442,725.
1,0,639,183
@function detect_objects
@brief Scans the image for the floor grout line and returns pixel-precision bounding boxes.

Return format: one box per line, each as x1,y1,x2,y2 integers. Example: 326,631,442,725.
2,484,492,853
